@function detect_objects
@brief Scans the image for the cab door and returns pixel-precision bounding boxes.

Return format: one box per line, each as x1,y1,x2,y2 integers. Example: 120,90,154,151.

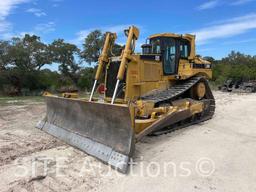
162,38,179,75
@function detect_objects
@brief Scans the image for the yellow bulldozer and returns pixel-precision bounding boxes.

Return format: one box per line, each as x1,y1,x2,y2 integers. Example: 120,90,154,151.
37,26,215,173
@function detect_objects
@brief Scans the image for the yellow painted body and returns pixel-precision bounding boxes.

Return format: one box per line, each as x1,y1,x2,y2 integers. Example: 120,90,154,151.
62,92,78,98
50,27,212,135
100,28,212,134
104,32,212,103
95,32,117,80
39,26,214,173
106,54,212,103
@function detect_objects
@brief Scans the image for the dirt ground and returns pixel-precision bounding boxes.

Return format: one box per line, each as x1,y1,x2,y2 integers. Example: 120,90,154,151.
0,91,256,192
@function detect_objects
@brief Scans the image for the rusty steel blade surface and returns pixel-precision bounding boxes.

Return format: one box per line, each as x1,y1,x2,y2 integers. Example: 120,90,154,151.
36,96,134,173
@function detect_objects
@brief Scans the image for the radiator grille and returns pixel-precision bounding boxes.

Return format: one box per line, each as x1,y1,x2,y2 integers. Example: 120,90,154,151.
105,61,126,99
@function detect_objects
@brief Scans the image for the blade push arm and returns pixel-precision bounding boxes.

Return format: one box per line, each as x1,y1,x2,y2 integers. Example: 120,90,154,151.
89,32,117,101
111,26,139,104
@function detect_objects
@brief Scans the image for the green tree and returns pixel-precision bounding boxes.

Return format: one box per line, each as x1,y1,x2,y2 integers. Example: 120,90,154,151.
0,34,53,95
81,30,123,64
81,30,103,64
77,67,95,90
212,51,256,85
7,34,51,71
0,40,11,71
49,39,81,85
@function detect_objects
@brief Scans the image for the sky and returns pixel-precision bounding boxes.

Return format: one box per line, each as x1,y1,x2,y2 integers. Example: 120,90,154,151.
0,0,256,69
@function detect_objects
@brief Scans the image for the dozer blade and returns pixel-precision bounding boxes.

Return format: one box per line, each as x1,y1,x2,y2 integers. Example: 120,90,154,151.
36,96,134,173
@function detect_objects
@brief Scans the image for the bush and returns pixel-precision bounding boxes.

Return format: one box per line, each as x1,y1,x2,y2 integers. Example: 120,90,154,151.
212,51,256,85
77,67,95,91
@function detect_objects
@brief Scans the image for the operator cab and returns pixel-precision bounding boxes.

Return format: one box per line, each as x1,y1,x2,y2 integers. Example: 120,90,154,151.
141,33,191,75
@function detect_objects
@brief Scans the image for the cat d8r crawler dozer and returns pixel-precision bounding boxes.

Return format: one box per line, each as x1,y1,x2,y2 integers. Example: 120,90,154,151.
37,26,215,173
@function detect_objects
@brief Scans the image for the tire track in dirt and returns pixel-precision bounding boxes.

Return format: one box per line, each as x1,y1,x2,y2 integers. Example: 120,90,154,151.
0,104,63,166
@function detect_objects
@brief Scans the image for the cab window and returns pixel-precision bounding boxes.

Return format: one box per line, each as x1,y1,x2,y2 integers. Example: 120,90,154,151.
150,38,161,54
180,40,190,59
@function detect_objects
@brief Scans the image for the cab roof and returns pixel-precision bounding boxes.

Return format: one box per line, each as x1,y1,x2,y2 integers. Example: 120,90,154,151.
149,33,195,40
